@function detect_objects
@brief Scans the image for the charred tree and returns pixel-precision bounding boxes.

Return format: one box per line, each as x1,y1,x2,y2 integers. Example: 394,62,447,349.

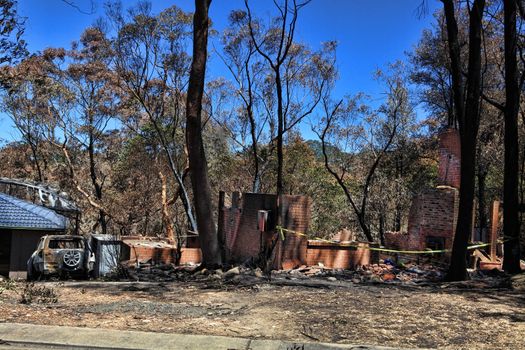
443,0,485,281
186,0,222,267
245,0,304,195
502,0,521,273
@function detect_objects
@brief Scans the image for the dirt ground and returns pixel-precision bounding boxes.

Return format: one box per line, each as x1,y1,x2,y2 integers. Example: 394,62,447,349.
1,271,524,350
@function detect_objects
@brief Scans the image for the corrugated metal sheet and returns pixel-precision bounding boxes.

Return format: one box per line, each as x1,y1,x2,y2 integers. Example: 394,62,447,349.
0,192,67,230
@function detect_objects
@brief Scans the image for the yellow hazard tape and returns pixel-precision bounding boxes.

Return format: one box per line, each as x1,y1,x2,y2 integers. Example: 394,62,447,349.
275,226,496,255
278,228,285,241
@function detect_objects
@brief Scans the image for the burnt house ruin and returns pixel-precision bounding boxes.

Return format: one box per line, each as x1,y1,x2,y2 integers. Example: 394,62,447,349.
385,128,461,253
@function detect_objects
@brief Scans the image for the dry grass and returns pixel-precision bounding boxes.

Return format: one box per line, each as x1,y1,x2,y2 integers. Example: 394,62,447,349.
0,275,524,349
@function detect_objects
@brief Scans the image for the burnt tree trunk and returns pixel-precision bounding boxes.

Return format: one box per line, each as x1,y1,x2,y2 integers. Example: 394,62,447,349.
27,138,44,183
502,0,522,273
159,170,175,241
186,0,222,267
247,102,261,193
477,163,488,241
379,212,385,246
275,70,284,195
88,126,107,235
394,153,403,232
245,0,300,196
244,56,262,193
443,0,485,281
319,102,375,243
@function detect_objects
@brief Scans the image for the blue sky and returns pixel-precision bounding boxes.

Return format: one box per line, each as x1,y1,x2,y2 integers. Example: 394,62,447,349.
0,0,441,142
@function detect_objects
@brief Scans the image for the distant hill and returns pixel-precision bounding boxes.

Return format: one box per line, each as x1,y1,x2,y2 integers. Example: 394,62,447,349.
305,139,345,161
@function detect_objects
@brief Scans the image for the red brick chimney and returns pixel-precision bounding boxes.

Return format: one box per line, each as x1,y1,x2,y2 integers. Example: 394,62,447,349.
437,128,461,189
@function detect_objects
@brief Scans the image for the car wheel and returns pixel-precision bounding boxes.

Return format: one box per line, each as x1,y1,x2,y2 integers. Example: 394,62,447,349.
27,265,41,281
27,261,34,281
63,250,82,268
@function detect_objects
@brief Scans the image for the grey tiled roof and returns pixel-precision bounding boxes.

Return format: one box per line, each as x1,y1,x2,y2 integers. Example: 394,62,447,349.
0,193,67,230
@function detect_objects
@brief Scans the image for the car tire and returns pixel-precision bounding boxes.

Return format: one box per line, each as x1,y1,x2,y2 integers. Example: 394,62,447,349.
27,261,41,281
27,262,34,281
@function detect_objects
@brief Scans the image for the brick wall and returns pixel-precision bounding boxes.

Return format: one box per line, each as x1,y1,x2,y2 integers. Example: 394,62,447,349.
438,128,461,189
385,188,459,253
221,207,242,259
121,240,202,265
218,192,311,268
274,195,311,269
384,129,461,254
406,187,459,251
179,248,202,265
227,193,278,263
305,241,371,269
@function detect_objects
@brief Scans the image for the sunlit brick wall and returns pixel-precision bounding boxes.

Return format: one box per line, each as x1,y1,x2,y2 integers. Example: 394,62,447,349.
229,193,278,262
438,128,461,189
275,195,311,269
305,241,370,269
407,187,459,251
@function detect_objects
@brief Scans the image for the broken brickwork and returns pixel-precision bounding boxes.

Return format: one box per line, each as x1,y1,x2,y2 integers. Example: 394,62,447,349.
306,241,371,269
274,195,311,269
121,237,202,265
385,128,460,252
438,128,461,189
218,192,311,269
221,192,278,262
406,187,459,251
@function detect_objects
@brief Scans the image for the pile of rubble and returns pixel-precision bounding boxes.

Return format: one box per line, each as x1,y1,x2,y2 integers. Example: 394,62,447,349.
119,264,262,283
104,258,515,290
114,260,449,285
277,262,510,288
273,261,445,284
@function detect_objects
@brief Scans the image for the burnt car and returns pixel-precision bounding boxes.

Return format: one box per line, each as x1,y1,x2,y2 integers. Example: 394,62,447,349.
27,235,95,280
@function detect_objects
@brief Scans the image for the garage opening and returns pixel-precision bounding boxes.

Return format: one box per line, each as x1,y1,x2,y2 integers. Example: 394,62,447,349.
0,230,12,277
